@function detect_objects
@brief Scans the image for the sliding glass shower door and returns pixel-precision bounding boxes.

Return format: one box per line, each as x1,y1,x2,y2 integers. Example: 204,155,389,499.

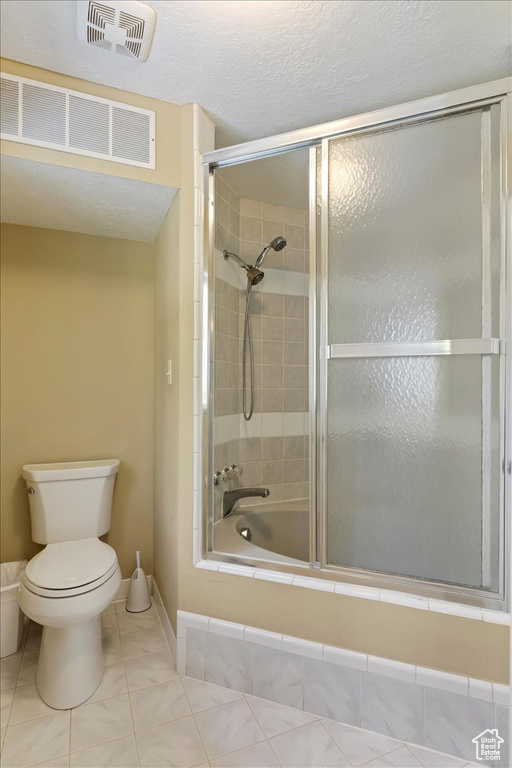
320,103,505,594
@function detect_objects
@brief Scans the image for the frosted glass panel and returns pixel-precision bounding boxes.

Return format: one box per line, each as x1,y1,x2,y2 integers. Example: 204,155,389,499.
327,107,501,343
326,355,500,590
324,105,504,593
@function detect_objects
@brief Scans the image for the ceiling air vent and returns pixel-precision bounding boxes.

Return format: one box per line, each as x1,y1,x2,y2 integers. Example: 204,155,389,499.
76,0,156,62
0,73,155,169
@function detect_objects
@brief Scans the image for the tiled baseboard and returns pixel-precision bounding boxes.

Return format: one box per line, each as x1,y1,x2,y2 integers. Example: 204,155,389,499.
177,610,510,765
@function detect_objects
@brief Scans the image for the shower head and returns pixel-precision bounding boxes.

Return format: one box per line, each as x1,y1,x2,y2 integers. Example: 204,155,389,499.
255,236,287,268
246,266,264,286
271,236,287,252
223,250,264,286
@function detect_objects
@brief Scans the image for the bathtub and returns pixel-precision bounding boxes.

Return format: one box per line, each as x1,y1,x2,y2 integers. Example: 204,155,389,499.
213,498,309,566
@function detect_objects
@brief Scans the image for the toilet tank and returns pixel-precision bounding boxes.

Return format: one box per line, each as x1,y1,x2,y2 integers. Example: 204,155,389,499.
21,460,120,544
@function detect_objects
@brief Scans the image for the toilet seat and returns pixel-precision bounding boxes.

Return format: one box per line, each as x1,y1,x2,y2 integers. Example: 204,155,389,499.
24,539,118,598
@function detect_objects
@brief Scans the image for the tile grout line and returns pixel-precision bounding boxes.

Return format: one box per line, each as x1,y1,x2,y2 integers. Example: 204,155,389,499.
180,677,212,765
124,658,142,768
316,718,355,766
212,737,278,767
243,693,320,742
357,743,412,767
406,742,435,768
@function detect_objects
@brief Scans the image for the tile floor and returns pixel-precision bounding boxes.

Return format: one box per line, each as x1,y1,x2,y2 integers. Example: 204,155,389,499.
0,602,480,768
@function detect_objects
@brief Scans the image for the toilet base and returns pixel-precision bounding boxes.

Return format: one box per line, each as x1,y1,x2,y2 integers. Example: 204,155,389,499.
37,615,104,709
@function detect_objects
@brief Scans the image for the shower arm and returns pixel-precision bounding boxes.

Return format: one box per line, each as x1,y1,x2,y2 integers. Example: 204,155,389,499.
223,250,250,270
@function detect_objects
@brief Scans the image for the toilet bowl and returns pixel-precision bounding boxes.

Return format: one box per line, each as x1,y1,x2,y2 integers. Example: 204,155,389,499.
19,460,121,710
20,542,121,709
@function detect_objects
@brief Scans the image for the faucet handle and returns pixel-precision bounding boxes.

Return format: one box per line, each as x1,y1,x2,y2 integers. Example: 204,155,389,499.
213,464,240,486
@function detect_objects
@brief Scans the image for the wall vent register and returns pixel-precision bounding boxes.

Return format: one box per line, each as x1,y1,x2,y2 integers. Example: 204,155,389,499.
0,73,155,169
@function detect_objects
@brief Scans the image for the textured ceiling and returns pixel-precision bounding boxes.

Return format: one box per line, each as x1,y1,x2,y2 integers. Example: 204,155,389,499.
1,0,511,149
1,157,178,241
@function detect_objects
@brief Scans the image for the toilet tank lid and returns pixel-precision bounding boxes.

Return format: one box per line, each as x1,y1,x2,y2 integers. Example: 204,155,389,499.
22,459,120,482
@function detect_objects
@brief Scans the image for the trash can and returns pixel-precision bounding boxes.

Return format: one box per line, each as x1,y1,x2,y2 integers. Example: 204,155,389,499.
1,560,27,658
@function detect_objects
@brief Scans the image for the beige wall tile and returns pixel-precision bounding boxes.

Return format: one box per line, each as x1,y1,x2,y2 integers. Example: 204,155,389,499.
284,295,305,318
265,342,284,366
262,437,284,461
216,195,230,230
215,278,229,308
241,216,263,243
262,203,284,223
215,222,229,252
283,248,305,273
239,462,262,485
284,207,306,226
262,390,284,413
239,438,262,463
216,306,230,335
229,207,240,238
284,366,304,389
215,361,229,389
283,224,304,249
262,461,284,485
284,390,305,412
283,436,305,459
262,250,284,270
240,240,263,264
263,317,284,341
284,318,305,343
262,293,284,317
262,219,283,245
261,365,284,389
284,343,305,366
284,459,305,483
215,333,229,362
240,199,262,218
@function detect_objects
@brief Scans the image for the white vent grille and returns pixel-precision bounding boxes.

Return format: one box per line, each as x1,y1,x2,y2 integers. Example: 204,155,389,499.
0,73,155,169
77,1,155,62
1,77,19,135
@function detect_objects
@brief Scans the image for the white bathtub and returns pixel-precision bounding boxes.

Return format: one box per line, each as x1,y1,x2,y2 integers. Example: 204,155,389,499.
213,498,309,566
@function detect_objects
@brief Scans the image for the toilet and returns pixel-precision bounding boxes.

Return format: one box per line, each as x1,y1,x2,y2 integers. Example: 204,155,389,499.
19,459,122,710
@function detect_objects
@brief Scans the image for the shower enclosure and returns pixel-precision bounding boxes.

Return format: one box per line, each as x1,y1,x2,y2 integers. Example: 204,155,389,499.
203,78,511,610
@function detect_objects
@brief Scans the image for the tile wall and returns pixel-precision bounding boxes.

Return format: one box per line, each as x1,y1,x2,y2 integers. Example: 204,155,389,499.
179,611,511,767
212,175,310,522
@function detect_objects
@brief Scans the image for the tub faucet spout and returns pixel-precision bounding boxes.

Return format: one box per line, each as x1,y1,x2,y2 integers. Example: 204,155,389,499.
222,487,270,518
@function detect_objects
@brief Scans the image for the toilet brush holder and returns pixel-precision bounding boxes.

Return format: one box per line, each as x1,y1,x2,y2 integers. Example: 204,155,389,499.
126,551,151,613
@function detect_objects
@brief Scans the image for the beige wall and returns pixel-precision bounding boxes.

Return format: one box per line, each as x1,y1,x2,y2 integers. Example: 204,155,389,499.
0,224,155,577
0,58,181,189
153,196,181,629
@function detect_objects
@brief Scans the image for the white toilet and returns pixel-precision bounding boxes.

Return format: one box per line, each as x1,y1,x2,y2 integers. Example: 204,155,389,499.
19,459,122,710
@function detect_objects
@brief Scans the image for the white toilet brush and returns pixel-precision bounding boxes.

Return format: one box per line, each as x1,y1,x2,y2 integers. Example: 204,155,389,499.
126,551,151,613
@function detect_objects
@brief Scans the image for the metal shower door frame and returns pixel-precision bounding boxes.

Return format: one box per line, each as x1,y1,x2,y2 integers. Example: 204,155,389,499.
317,92,511,608
202,78,511,611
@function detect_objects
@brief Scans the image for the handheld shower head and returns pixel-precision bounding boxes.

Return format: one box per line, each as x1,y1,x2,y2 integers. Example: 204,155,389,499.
271,236,287,252
255,236,287,267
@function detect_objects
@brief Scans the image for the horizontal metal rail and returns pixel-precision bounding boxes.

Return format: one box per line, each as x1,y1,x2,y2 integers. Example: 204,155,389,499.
204,79,510,169
328,338,501,359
